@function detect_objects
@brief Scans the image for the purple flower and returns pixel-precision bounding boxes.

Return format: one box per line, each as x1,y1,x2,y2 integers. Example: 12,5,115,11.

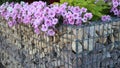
75,18,82,25
117,10,120,17
119,1,120,6
48,10,55,18
47,29,55,36
55,8,61,14
44,19,52,27
22,16,31,24
106,15,111,21
41,24,48,32
9,2,14,7
61,11,67,17
52,18,58,25
101,15,111,22
113,8,119,15
74,6,80,12
84,13,93,20
8,21,14,27
34,28,40,35
110,7,117,12
73,13,79,19
113,1,119,7
44,7,50,13
0,1,94,36
81,7,87,13
67,14,73,20
33,18,42,26
7,6,13,13
63,19,68,24
82,17,87,22
68,19,75,25
14,3,22,9
112,0,118,2
4,13,10,20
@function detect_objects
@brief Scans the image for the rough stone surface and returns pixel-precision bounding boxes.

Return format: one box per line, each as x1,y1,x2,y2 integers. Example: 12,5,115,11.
0,18,120,68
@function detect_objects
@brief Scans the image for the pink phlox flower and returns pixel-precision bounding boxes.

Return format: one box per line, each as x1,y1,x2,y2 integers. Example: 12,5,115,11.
73,13,80,19
73,6,81,13
68,19,75,25
75,18,82,25
41,24,48,32
47,29,55,36
34,28,40,34
44,18,52,27
52,18,58,25
47,10,55,18
82,17,88,22
22,16,31,24
84,13,93,20
81,7,87,13
101,15,111,22
113,1,119,7
63,19,68,24
8,21,14,27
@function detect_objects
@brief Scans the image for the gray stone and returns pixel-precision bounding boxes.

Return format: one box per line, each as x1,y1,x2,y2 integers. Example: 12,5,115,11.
72,40,83,53
51,60,63,67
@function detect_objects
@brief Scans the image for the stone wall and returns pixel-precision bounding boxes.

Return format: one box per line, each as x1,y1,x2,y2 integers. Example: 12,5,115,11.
0,17,120,68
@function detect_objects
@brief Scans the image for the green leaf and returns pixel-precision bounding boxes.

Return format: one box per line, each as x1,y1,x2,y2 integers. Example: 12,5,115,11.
55,0,110,21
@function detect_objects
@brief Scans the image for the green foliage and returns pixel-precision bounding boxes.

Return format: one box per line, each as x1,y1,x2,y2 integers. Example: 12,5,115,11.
56,0,110,20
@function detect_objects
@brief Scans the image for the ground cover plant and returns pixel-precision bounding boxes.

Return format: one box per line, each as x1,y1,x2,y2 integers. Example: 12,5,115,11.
0,0,120,36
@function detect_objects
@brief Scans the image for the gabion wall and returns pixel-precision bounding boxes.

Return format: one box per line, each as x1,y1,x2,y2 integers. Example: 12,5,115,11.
0,17,120,68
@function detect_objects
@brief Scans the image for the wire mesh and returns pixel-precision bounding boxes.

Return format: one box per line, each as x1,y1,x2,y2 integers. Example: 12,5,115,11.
0,16,120,68
0,0,120,68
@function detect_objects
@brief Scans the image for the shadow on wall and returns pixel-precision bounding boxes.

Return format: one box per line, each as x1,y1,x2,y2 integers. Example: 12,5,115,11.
0,62,5,68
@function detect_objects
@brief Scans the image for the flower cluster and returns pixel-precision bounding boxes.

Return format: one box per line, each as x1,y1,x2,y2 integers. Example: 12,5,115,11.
101,15,111,22
0,1,93,36
111,0,120,17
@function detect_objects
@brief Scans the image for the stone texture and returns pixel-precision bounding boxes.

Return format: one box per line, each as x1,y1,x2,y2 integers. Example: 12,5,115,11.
72,40,83,53
0,18,120,68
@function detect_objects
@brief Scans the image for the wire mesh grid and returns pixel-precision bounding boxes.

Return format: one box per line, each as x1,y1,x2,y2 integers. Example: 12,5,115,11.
0,0,120,68
0,17,120,68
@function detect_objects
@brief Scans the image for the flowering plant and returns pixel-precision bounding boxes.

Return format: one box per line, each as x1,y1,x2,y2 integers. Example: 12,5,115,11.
55,0,120,21
55,0,111,20
101,0,120,21
0,0,120,36
0,1,93,36
110,0,120,17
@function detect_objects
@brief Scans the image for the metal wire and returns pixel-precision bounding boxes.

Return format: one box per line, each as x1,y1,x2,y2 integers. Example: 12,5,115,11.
0,0,120,67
